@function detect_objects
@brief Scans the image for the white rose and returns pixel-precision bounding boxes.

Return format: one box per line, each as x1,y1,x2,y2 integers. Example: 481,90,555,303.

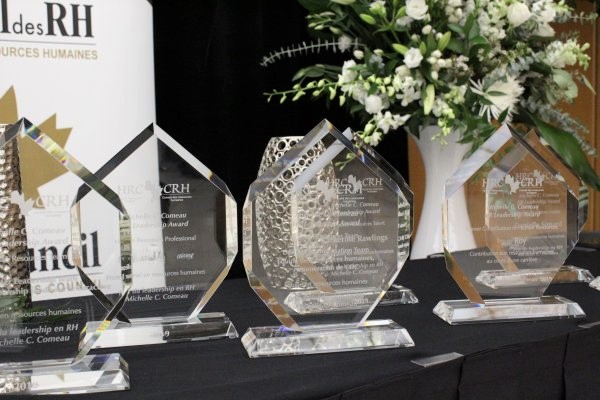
365,95,384,114
339,60,358,83
507,2,531,27
535,23,555,37
403,48,423,69
406,0,428,20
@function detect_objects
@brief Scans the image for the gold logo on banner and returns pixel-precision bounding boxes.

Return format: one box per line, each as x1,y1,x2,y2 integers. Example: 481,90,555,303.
0,86,72,208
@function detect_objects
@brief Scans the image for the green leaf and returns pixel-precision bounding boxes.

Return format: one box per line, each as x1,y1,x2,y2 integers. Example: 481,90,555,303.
486,90,506,97
438,32,451,51
423,84,435,115
392,43,408,55
419,41,427,55
498,108,509,123
526,112,600,191
578,73,596,95
359,14,376,25
447,24,464,35
426,34,437,53
446,38,464,53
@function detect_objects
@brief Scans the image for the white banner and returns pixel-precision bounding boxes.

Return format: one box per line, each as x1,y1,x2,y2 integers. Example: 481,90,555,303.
0,0,156,301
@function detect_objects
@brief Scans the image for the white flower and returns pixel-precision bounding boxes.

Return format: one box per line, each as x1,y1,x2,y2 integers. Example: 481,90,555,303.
339,60,358,83
369,0,386,16
365,95,384,114
396,16,413,27
507,2,531,27
353,49,364,60
395,65,411,78
421,25,432,34
406,0,428,20
338,35,353,51
376,111,411,133
403,48,423,68
471,75,524,122
535,23,555,37
538,5,557,23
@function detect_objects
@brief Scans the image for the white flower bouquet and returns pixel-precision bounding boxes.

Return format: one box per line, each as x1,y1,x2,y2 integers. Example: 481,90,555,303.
264,0,600,189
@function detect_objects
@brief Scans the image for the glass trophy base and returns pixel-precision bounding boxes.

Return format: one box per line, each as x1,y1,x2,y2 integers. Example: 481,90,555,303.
433,296,586,325
83,312,238,349
241,319,414,358
380,284,419,305
553,265,595,284
475,266,594,289
590,277,600,290
0,353,129,395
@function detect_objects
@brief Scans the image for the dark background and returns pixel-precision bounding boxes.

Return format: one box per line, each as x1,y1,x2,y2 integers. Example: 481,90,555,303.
152,1,409,278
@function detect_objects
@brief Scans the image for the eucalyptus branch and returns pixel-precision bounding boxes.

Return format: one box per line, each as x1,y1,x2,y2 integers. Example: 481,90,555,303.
260,38,360,67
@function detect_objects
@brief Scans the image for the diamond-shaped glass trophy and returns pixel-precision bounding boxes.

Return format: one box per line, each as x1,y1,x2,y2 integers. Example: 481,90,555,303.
255,136,418,306
0,119,130,394
72,124,238,348
434,124,586,324
242,119,414,357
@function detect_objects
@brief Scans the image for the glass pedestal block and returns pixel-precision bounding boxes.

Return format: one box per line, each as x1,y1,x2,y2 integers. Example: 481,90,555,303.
553,265,594,284
241,320,413,358
0,354,129,395
380,285,419,305
83,313,238,348
590,277,600,291
433,296,585,324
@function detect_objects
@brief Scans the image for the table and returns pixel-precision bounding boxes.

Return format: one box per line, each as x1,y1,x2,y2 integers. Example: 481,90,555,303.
16,249,600,400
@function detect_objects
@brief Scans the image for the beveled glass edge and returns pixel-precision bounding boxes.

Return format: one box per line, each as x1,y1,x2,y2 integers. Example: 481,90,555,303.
444,124,512,200
247,119,341,199
3,118,130,365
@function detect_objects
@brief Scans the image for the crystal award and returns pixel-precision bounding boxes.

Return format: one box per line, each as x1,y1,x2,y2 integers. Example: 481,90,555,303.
434,124,586,324
591,277,600,291
255,136,417,306
0,119,130,394
73,124,238,348
242,119,414,357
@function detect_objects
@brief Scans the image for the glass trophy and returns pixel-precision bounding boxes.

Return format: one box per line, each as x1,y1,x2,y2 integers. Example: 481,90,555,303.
255,136,417,306
0,119,129,394
435,124,586,324
242,119,414,357
591,277,600,291
72,124,238,348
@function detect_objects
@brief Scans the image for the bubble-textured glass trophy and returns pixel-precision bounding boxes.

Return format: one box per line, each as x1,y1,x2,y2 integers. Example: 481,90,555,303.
435,124,586,324
255,136,417,306
242,119,413,357
0,119,130,394
73,124,238,348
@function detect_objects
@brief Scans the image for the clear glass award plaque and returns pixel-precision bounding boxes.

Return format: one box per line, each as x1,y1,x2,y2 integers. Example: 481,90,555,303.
73,124,238,348
435,124,586,324
591,277,600,291
242,120,414,357
256,136,417,306
0,119,130,394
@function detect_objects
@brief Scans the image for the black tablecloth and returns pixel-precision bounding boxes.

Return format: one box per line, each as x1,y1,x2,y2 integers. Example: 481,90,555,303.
17,249,600,400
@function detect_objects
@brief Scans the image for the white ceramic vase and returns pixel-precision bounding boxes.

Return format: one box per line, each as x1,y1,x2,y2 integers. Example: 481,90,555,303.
410,126,476,260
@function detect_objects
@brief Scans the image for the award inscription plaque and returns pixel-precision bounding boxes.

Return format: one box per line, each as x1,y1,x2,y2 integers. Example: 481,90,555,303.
0,119,130,394
242,120,413,357
74,124,238,348
435,124,585,324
